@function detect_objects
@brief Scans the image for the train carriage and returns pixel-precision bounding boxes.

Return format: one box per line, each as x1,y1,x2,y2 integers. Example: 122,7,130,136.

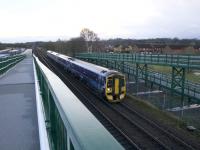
47,50,126,102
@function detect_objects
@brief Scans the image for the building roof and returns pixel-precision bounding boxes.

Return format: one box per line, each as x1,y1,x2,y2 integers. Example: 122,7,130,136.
168,45,188,50
135,44,152,48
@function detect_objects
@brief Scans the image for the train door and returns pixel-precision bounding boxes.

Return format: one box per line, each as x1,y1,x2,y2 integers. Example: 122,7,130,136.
114,78,119,96
107,76,120,100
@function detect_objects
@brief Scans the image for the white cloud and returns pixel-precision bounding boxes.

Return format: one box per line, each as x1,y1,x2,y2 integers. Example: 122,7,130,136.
0,0,200,42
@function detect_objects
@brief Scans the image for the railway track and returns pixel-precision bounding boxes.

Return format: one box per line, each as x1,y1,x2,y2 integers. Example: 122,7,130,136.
82,84,195,149
119,103,194,149
34,49,196,150
34,49,140,150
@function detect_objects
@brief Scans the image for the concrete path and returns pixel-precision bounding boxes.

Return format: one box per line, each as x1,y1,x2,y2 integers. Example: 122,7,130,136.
0,50,40,150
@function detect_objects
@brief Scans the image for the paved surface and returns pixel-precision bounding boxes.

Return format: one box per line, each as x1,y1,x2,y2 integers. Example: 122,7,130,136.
0,50,40,150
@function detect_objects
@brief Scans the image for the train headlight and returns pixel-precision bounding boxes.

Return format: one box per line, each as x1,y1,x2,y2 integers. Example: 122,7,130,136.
121,87,125,91
107,88,112,92
120,94,125,99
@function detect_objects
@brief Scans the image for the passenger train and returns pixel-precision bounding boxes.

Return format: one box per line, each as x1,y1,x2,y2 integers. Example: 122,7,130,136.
47,51,126,102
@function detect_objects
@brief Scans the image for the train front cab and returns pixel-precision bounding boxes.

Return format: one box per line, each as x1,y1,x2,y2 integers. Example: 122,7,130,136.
105,74,126,102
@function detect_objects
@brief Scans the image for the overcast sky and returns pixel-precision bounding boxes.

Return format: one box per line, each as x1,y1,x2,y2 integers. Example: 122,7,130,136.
0,0,200,42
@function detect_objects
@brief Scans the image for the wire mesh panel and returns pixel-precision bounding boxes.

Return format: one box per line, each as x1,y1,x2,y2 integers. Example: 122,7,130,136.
0,55,25,74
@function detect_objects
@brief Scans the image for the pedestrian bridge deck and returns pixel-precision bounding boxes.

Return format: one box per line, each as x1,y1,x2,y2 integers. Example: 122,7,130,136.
0,50,40,150
76,53,200,69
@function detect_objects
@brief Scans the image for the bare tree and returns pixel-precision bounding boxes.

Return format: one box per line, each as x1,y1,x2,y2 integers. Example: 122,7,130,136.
80,28,99,52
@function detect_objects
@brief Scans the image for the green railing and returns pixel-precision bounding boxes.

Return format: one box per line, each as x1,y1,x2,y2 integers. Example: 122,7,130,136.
122,63,200,101
76,53,200,69
33,55,124,150
0,55,25,75
122,63,200,102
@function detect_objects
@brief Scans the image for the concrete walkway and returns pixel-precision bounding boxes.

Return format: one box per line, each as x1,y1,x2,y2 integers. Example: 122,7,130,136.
0,50,40,150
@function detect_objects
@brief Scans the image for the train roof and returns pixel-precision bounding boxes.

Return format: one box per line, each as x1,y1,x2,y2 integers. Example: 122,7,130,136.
47,50,123,77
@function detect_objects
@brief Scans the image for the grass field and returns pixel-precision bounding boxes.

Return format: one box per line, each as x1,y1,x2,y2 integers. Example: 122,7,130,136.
149,65,200,83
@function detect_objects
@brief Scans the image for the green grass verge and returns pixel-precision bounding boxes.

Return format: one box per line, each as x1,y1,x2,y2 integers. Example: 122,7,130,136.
126,94,200,140
149,65,200,83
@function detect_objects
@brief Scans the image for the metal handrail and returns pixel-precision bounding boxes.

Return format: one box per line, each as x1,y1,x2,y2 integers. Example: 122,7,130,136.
0,55,24,64
0,55,25,75
33,60,50,150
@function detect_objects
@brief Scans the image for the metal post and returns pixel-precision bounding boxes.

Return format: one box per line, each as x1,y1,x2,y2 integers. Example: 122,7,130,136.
121,61,124,73
136,64,148,86
135,63,139,94
171,67,185,106
151,82,153,89
162,92,166,110
188,97,191,106
106,60,108,68
144,64,148,86
181,68,185,107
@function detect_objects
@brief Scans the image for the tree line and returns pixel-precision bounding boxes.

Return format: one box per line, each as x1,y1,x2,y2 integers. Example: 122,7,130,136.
33,28,104,56
1,28,200,55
